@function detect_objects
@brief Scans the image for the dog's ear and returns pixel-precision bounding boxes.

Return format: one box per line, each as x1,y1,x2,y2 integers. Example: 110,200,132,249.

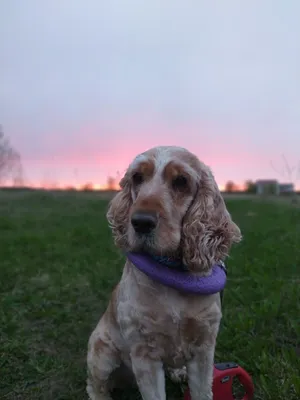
181,164,242,273
106,173,132,249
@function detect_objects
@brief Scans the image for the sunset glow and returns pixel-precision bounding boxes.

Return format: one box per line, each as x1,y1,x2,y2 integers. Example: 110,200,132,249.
3,137,300,191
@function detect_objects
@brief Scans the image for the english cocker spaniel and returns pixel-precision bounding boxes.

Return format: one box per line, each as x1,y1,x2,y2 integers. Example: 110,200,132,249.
87,146,241,400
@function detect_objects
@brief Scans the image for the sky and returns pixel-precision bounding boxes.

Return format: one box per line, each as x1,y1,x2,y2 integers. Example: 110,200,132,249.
1,0,300,189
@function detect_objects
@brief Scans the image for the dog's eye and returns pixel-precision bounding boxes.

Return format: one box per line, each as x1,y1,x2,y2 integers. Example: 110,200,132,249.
132,172,144,185
172,175,188,190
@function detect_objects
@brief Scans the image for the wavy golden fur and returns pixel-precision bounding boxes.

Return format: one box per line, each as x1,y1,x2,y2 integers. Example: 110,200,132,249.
87,146,241,400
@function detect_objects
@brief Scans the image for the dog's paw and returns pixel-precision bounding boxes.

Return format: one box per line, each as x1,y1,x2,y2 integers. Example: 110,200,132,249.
167,366,188,383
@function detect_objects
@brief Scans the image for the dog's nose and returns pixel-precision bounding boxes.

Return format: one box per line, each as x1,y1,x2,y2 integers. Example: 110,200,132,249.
131,211,158,234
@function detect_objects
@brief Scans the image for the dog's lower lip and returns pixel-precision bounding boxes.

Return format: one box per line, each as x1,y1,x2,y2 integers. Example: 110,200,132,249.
133,239,155,253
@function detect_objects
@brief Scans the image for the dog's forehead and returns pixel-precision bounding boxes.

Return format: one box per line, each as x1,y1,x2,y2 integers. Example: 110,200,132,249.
130,146,199,173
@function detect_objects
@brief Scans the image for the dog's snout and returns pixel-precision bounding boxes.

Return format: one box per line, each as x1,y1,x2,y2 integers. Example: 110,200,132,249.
131,211,158,234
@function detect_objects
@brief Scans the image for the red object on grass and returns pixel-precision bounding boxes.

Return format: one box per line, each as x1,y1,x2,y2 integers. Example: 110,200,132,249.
183,362,254,400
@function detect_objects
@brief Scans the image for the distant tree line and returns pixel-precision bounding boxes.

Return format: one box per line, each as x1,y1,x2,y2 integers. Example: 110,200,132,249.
224,180,256,193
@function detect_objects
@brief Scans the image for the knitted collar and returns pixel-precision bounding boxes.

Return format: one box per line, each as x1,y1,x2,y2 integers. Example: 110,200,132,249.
126,252,227,295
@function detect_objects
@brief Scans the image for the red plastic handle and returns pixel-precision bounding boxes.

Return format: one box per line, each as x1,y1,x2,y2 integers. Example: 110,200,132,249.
183,362,254,400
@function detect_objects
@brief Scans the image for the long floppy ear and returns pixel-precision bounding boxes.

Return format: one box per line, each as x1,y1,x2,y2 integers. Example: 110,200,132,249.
106,173,132,249
181,165,242,274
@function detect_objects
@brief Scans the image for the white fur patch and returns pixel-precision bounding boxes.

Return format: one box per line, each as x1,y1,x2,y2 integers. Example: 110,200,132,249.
130,153,149,170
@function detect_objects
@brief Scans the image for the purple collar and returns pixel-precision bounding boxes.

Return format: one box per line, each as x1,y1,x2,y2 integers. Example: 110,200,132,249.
126,252,227,295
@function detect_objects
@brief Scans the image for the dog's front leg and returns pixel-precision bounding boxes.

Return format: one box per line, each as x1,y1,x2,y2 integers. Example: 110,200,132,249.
130,347,166,400
187,345,215,400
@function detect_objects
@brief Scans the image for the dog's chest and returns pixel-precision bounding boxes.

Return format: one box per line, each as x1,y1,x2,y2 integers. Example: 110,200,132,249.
117,276,221,367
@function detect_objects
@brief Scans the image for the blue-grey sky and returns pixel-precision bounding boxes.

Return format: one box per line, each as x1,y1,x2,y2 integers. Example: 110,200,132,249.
1,1,300,188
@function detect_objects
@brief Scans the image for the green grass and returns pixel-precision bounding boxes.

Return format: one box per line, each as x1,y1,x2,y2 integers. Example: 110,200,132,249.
0,191,299,400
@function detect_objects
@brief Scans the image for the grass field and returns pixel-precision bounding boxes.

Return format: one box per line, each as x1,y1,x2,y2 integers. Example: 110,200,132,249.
0,190,299,400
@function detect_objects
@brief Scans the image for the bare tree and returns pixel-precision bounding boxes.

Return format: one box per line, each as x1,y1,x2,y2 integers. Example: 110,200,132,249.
82,182,93,191
225,180,237,193
106,171,121,190
244,180,256,193
106,176,118,190
0,125,23,186
270,154,299,203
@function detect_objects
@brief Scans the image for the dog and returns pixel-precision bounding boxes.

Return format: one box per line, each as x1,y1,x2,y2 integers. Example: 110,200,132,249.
87,146,241,400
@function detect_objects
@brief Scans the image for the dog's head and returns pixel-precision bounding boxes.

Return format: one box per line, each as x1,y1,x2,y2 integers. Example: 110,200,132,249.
107,146,241,273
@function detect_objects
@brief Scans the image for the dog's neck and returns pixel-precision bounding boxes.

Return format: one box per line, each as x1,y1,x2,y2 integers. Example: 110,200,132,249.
126,252,227,295
148,254,188,271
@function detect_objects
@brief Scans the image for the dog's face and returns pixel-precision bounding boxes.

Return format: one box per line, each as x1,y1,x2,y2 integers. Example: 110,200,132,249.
107,146,241,273
122,147,199,256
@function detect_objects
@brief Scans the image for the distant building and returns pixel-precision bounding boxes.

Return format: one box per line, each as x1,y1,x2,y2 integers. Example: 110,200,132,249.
256,179,279,195
279,183,294,193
